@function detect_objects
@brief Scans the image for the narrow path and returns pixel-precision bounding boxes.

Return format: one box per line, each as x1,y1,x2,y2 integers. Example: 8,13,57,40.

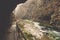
6,22,17,40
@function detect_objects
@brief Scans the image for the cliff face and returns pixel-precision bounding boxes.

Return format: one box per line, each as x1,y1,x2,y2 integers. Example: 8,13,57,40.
14,0,60,30
12,0,60,40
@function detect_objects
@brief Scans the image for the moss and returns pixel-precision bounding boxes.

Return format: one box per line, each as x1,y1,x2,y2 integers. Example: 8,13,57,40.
23,32,34,40
41,35,52,40
18,23,24,29
45,31,60,40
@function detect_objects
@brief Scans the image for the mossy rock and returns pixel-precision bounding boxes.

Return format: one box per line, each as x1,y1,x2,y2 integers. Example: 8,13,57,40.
40,35,52,40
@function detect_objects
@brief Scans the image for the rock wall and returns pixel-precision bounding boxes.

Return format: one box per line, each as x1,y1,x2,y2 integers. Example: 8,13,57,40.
14,0,60,30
